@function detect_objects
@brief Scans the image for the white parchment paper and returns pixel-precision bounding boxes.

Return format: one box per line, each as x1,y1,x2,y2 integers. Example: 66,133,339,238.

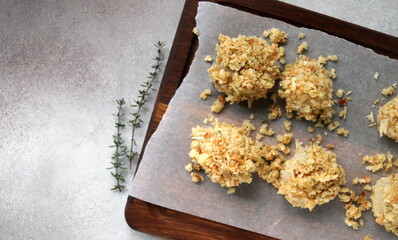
130,3,398,239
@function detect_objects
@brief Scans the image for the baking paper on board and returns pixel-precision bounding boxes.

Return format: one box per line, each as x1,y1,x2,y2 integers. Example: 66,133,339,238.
130,2,398,239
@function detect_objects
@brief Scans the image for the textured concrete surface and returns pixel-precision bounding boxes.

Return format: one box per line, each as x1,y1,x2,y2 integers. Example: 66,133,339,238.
0,1,396,240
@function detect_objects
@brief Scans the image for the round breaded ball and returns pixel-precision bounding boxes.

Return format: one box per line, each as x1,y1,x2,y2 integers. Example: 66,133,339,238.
371,174,398,236
279,55,334,123
208,34,284,108
278,143,346,211
378,96,398,142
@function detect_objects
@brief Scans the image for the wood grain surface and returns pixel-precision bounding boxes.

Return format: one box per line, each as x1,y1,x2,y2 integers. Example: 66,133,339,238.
127,0,398,239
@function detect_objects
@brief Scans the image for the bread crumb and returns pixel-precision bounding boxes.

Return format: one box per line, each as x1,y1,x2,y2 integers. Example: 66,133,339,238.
366,112,375,127
327,55,338,61
200,89,212,100
241,120,256,136
374,72,379,80
327,121,341,132
346,91,352,96
185,163,193,172
296,42,308,54
329,68,337,79
267,104,282,120
352,176,371,185
192,27,200,36
340,190,372,230
211,96,226,113
259,123,275,136
362,152,394,172
337,127,349,137
263,28,288,44
279,56,285,65
191,172,204,182
277,133,293,145
339,106,348,119
336,89,344,98
363,184,372,191
283,120,292,131
227,188,235,194
204,55,212,62
307,127,314,133
317,55,328,65
363,235,373,240
315,122,324,128
255,133,264,141
381,84,396,97
326,144,334,149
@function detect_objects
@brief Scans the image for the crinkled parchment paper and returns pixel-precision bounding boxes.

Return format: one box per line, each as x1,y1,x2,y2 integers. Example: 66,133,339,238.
130,2,398,239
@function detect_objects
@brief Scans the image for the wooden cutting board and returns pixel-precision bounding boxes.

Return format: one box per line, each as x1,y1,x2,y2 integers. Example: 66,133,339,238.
125,0,398,239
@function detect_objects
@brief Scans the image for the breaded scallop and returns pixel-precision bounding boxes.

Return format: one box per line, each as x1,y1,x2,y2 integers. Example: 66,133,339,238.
208,34,284,108
188,119,264,190
278,142,346,211
378,96,398,142
278,55,334,123
371,174,398,236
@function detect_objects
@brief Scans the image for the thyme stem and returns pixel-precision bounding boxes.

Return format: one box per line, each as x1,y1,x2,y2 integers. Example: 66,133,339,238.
109,98,127,191
127,41,165,169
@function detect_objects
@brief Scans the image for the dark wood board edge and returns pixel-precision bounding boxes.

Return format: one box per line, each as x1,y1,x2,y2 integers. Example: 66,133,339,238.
125,196,278,240
128,0,398,239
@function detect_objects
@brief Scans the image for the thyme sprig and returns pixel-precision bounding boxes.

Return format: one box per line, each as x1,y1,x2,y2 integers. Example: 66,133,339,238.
126,41,166,169
109,98,127,191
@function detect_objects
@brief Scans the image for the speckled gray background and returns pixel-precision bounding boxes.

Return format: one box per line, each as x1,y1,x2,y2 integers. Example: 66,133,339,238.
0,1,397,240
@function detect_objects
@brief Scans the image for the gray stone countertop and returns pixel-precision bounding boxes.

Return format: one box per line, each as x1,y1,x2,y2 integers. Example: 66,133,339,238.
0,1,396,239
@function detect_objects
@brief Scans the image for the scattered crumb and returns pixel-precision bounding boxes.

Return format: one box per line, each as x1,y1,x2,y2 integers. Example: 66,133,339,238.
326,144,334,149
362,152,393,172
315,134,323,145
346,91,352,96
185,163,193,172
283,120,292,131
241,120,256,136
327,121,341,132
210,96,226,113
374,72,379,80
329,68,337,79
336,89,344,98
296,42,308,54
204,55,213,62
364,235,373,240
327,55,338,62
352,176,371,185
200,89,212,100
339,106,348,119
337,127,349,137
279,56,285,65
286,112,293,119
315,122,324,128
373,99,379,105
298,33,305,39
381,84,396,97
277,133,293,145
307,127,314,133
263,28,288,44
317,55,328,65
259,123,275,136
277,143,291,155
366,112,376,127
339,190,372,230
191,172,204,182
249,113,254,119
227,188,235,194
268,104,283,120
192,27,200,36
363,184,372,191
270,93,278,104
324,131,328,136
255,133,264,141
